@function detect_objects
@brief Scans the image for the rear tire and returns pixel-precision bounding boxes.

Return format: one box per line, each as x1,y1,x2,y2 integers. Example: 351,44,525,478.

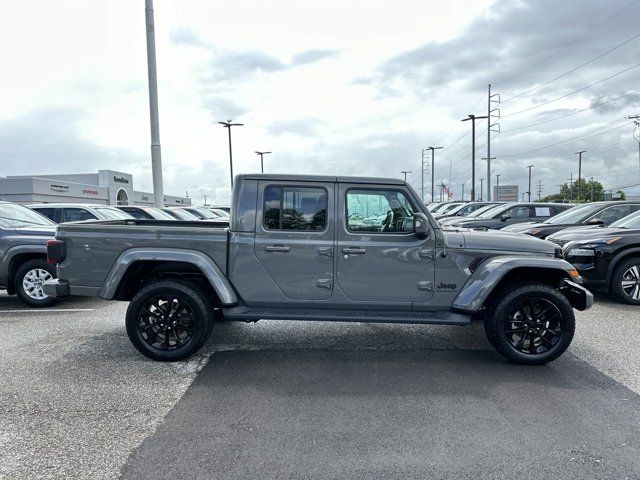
484,283,575,365
610,257,640,304
126,279,215,361
14,259,58,308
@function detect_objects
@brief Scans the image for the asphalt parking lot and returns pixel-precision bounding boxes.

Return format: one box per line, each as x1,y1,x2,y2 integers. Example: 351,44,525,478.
1,292,640,479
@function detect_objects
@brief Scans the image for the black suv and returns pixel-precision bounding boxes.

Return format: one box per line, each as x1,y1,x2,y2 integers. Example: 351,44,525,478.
503,202,640,239
548,211,640,304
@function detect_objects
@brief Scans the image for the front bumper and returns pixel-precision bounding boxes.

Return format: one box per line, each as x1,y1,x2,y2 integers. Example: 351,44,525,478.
43,279,70,298
560,278,593,311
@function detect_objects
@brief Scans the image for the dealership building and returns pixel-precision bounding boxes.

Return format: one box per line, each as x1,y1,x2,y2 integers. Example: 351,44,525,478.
0,169,191,206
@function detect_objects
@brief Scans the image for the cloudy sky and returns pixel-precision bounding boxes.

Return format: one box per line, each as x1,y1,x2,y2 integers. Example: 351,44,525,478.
1,0,639,203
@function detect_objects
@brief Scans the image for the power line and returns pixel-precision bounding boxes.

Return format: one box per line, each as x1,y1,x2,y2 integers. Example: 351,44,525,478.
498,119,629,158
501,89,640,133
501,62,640,118
501,30,640,104
498,0,640,88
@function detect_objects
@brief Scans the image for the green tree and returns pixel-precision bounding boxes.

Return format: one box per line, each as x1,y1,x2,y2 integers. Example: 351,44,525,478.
542,178,604,203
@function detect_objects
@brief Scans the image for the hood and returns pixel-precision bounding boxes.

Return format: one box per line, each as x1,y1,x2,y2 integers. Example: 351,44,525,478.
459,229,556,255
14,225,57,236
548,226,634,242
455,218,501,228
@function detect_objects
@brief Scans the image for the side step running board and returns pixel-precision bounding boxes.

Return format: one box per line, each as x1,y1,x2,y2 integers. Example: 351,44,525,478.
222,306,471,325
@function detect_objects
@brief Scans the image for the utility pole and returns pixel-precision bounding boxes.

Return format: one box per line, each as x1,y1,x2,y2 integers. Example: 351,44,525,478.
219,120,244,189
461,183,465,201
537,180,543,200
401,170,412,182
526,165,533,202
575,150,586,203
628,114,640,177
255,151,271,173
495,173,501,201
567,173,574,202
479,178,484,201
462,114,488,201
425,146,443,202
487,84,501,201
145,0,164,208
590,176,594,202
521,192,525,202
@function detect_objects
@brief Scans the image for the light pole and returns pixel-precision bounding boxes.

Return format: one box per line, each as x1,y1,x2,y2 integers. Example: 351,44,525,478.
145,0,164,207
255,151,271,173
462,114,488,201
401,170,412,182
426,146,443,202
527,165,533,202
219,120,244,189
495,173,501,201
575,150,586,202
479,178,484,201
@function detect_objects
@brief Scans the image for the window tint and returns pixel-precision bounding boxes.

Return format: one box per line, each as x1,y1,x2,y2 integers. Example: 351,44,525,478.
121,208,149,219
62,208,97,222
33,207,56,221
346,189,415,233
590,205,632,225
264,186,327,231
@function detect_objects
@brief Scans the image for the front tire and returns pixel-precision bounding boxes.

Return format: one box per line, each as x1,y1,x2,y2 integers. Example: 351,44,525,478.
126,280,215,361
611,257,640,304
14,259,58,308
484,283,575,365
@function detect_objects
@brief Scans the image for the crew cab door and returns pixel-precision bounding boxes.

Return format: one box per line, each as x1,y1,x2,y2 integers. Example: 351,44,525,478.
336,185,435,304
254,181,335,300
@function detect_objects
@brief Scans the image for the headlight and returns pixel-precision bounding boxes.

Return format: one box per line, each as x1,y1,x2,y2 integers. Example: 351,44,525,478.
567,248,595,257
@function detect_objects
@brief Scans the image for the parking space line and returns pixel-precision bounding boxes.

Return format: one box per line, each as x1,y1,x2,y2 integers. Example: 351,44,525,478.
0,308,95,313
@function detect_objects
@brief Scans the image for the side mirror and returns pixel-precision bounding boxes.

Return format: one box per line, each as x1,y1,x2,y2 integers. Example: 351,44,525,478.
500,213,511,221
586,218,604,226
414,213,429,239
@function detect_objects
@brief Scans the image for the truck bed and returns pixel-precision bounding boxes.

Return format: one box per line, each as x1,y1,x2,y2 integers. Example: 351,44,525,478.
55,220,229,291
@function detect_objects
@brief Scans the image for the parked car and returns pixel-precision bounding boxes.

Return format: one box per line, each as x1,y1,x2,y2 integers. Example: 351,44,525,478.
28,203,134,223
0,201,58,307
180,207,229,222
116,206,177,220
548,210,640,304
434,202,502,220
206,208,230,219
164,207,228,225
448,203,573,230
44,174,591,365
439,203,505,226
431,202,466,217
209,205,230,214
502,202,640,239
426,202,446,212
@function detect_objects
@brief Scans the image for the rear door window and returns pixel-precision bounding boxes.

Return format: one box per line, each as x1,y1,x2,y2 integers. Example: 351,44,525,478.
263,186,327,231
32,207,56,221
62,208,97,222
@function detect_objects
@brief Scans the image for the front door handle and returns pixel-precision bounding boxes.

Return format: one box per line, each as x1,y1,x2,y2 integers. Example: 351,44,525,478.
265,245,291,253
342,247,366,255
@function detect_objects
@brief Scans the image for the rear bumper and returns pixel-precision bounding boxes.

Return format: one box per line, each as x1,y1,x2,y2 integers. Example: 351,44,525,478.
560,278,593,311
43,279,70,298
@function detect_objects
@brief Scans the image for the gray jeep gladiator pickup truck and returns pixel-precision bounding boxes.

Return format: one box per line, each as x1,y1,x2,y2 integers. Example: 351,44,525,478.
0,201,58,307
44,174,593,364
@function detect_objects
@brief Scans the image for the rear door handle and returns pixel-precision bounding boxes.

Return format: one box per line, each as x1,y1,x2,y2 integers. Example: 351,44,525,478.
342,247,366,255
265,245,291,253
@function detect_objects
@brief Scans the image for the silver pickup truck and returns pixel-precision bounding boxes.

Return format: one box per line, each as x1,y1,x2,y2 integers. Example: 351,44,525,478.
44,174,592,364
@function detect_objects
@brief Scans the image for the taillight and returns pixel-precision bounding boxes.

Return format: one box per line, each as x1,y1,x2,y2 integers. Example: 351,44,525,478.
47,239,66,264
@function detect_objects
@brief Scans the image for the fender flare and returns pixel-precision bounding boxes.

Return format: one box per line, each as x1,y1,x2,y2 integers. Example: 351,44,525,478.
452,255,575,313
1,244,48,286
99,247,238,305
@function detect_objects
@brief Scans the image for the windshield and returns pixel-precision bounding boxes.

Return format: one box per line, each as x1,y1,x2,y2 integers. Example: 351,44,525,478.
541,204,599,225
610,210,640,228
465,204,502,218
93,207,134,220
190,208,218,219
433,203,455,213
167,209,200,220
439,203,463,213
210,208,230,218
476,203,513,219
0,203,54,228
144,207,176,220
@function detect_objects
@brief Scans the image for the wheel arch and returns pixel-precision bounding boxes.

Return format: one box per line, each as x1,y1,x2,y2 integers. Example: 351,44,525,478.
4,248,48,295
605,247,640,286
100,248,237,305
452,256,577,314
